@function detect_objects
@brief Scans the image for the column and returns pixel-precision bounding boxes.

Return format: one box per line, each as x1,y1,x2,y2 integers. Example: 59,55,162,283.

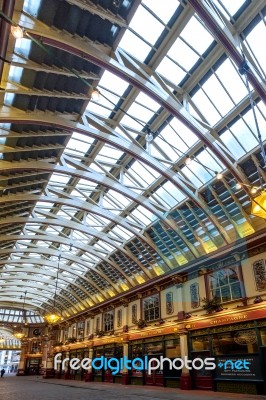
84,347,93,382
122,303,129,332
17,340,27,375
42,335,55,378
176,283,187,320
122,341,129,384
180,332,192,390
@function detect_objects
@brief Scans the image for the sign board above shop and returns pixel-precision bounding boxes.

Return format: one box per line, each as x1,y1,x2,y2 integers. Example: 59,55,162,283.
185,307,266,330
215,355,262,381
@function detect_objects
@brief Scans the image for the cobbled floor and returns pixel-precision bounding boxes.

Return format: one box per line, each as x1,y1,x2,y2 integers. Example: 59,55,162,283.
0,374,265,400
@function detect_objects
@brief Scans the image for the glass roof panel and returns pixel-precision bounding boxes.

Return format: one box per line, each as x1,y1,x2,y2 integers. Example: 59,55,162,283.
212,0,247,16
142,0,179,24
181,16,214,54
99,71,129,96
245,20,266,77
119,30,151,62
167,38,199,71
156,57,186,86
129,5,165,45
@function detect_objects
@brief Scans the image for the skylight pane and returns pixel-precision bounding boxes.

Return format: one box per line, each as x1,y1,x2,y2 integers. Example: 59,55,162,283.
135,92,160,112
230,117,258,152
119,30,151,62
202,75,234,116
181,165,204,188
161,181,185,203
215,59,247,104
129,5,164,45
127,102,154,123
245,21,266,76
153,186,178,208
99,71,129,96
168,38,199,71
192,88,221,125
142,0,179,24
156,57,186,86
181,16,214,54
213,0,246,16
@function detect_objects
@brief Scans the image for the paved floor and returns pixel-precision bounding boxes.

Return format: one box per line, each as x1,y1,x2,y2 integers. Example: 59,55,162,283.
0,375,265,400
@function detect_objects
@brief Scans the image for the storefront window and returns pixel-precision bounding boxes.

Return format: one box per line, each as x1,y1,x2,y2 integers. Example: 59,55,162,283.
191,336,210,351
165,339,180,358
144,341,163,355
115,346,123,359
207,266,242,302
131,343,143,377
93,347,104,375
143,294,160,321
212,330,258,355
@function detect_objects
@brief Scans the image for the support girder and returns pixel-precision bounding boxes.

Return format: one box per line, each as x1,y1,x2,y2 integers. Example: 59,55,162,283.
0,279,88,312
0,259,105,300
19,16,247,178
0,234,133,285
0,112,233,245
0,247,121,292
0,193,156,247
0,216,153,278
187,0,266,104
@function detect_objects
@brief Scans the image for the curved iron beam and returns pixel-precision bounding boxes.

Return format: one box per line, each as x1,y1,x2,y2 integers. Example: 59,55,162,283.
0,234,135,285
23,22,246,178
0,279,85,312
0,118,231,248
0,264,99,308
0,247,119,295
0,216,153,278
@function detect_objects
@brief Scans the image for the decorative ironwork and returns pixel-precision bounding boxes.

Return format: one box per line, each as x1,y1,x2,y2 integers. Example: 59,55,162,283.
190,283,200,308
117,309,122,327
132,304,137,324
166,292,174,315
253,259,266,291
234,330,257,345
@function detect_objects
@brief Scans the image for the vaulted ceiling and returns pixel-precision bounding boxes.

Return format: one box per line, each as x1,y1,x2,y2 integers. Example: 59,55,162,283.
0,0,266,319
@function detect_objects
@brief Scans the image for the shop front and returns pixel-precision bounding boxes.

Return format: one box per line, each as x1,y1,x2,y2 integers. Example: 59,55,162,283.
25,357,42,375
56,348,90,380
129,334,182,388
187,308,266,395
92,343,123,383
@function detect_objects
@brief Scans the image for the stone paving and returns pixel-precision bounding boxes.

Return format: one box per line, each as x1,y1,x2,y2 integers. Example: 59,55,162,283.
0,375,265,400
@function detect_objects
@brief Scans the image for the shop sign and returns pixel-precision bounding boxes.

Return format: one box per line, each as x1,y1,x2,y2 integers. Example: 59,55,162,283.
215,355,262,381
185,308,266,330
129,326,178,340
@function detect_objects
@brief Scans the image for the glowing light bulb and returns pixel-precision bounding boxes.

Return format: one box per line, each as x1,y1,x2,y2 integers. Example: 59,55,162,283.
251,187,258,194
145,132,153,142
216,172,223,180
11,25,24,39
185,156,192,165
235,182,242,190
91,88,100,102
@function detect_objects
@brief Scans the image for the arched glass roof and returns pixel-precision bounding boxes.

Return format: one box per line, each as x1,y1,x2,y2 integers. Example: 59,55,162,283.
0,0,265,318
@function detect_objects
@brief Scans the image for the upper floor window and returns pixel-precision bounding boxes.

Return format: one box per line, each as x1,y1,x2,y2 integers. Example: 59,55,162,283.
207,265,243,303
143,294,160,322
77,321,85,338
103,311,114,332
